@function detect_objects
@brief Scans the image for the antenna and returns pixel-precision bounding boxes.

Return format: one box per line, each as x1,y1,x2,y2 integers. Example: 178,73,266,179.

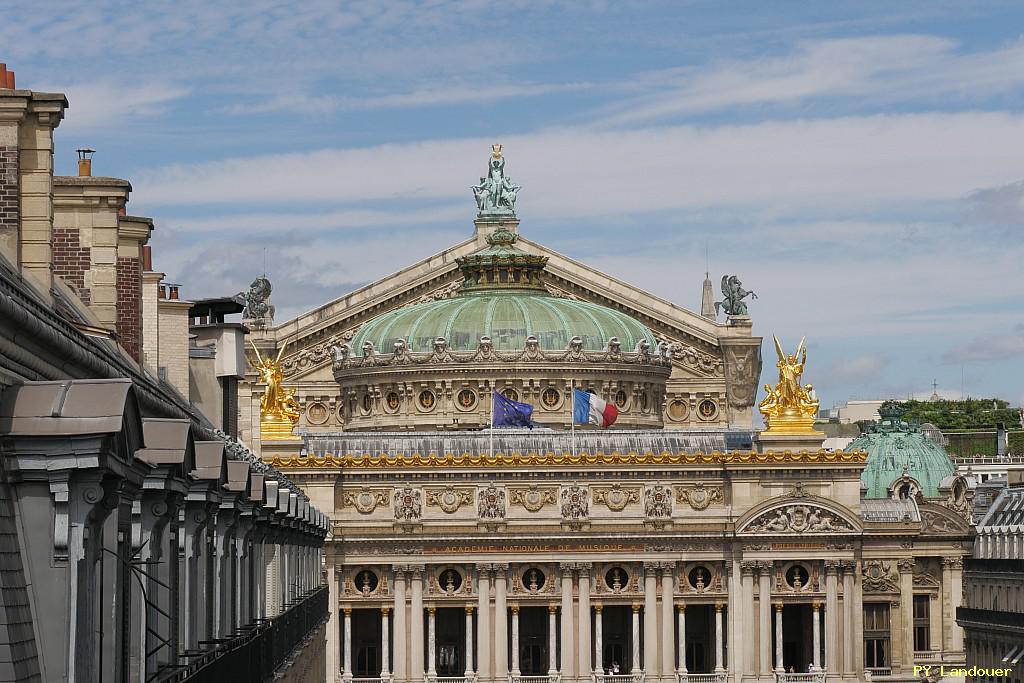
263,247,267,278
705,240,710,278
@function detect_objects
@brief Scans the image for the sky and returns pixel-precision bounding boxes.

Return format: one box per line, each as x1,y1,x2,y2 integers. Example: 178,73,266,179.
4,0,1024,411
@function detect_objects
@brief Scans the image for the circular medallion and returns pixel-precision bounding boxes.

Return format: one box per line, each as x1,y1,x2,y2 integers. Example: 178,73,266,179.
697,399,718,420
614,390,628,409
668,399,689,421
522,567,546,592
542,387,560,409
306,401,329,425
501,387,519,402
786,564,810,591
354,491,377,514
354,569,379,594
361,393,373,415
456,389,477,411
605,566,629,591
688,565,712,591
386,392,400,412
418,390,436,411
438,567,463,593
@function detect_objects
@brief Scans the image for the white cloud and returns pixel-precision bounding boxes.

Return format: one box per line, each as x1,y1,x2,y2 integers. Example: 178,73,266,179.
41,81,190,133
595,35,1024,125
132,112,1024,215
943,326,1024,364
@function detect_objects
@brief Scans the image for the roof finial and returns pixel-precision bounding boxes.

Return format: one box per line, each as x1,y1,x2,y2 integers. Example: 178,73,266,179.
471,144,521,217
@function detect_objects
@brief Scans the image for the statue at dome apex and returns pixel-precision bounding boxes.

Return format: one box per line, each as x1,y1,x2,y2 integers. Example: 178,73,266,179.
472,144,521,215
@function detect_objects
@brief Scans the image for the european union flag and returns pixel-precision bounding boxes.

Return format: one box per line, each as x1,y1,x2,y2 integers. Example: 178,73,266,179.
492,391,535,428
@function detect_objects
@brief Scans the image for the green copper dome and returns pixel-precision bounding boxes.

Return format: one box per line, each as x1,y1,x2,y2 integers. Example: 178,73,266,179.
850,404,956,499
350,228,658,354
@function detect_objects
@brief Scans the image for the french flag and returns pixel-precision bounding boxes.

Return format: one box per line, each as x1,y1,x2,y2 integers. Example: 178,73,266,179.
573,388,619,428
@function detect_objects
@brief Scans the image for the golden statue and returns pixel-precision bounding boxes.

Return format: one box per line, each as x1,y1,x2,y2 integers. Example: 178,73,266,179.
759,335,820,433
251,340,300,440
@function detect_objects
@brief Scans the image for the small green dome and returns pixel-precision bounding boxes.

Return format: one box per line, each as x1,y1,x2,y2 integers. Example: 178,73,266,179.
850,404,956,499
350,227,658,354
351,289,657,353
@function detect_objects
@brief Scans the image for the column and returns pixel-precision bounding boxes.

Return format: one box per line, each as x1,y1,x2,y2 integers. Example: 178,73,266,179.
495,565,509,682
383,607,392,678
948,558,965,652
774,603,784,672
394,568,408,681
758,563,772,676
677,604,687,674
511,604,520,676
411,567,425,681
631,603,641,675
661,565,675,677
714,603,724,673
644,564,658,675
811,602,821,672
465,605,476,678
594,603,603,674
477,566,491,682
825,561,839,672
727,561,738,676
740,562,756,676
560,564,575,679
328,567,340,680
343,607,353,682
549,604,559,675
898,558,915,671
853,562,864,675
428,606,437,679
842,562,855,675
578,564,592,678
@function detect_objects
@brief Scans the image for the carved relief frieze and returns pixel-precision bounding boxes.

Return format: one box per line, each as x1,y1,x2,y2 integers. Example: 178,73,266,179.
508,484,558,512
592,484,641,512
560,483,590,529
919,504,971,535
477,483,507,525
393,485,422,525
722,343,763,409
341,487,391,514
281,325,362,378
862,561,900,593
425,486,474,514
675,483,724,511
741,503,855,535
644,483,673,522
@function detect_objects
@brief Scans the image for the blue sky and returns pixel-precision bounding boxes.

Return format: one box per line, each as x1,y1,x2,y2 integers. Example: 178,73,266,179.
5,1,1024,411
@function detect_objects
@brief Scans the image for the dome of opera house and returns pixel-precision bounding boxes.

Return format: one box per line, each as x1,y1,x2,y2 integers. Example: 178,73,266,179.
348,228,657,354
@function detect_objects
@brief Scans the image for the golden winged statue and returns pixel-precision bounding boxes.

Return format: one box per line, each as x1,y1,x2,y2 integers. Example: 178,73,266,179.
758,335,820,433
251,340,300,439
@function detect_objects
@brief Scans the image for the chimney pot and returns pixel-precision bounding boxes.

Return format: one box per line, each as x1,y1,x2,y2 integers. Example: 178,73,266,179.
158,283,166,299
76,148,95,177
142,245,152,271
4,71,14,89
168,285,180,300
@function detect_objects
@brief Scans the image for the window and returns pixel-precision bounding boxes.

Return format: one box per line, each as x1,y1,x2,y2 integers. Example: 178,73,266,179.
913,595,930,651
863,603,890,669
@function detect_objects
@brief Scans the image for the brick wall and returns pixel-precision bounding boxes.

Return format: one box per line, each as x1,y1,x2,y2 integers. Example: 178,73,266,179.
0,146,16,255
116,256,141,360
52,228,91,304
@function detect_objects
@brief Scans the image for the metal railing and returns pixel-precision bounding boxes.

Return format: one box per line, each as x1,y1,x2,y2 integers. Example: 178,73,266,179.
865,667,891,679
154,585,328,682
775,674,825,683
679,673,729,683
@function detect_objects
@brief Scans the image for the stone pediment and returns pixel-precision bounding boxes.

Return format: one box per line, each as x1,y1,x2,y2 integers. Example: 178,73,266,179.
262,230,747,383
918,501,973,535
736,494,862,536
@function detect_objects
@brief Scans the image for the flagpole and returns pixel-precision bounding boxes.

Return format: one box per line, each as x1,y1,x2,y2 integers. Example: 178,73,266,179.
570,380,576,458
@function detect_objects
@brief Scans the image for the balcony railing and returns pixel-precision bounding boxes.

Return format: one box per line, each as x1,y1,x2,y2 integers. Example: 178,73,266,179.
154,585,328,683
510,675,560,683
509,675,560,683
775,673,825,683
679,673,729,683
865,667,891,679
593,673,644,683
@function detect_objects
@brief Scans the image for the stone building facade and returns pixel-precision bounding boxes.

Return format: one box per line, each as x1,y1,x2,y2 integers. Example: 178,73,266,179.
0,74,328,683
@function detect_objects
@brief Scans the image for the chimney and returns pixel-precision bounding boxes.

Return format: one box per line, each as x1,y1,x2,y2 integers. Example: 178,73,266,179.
142,245,152,271
167,283,180,300
0,64,14,89
76,147,94,177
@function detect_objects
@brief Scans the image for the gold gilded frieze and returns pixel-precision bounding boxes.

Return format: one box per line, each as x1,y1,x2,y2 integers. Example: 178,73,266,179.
268,449,867,469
